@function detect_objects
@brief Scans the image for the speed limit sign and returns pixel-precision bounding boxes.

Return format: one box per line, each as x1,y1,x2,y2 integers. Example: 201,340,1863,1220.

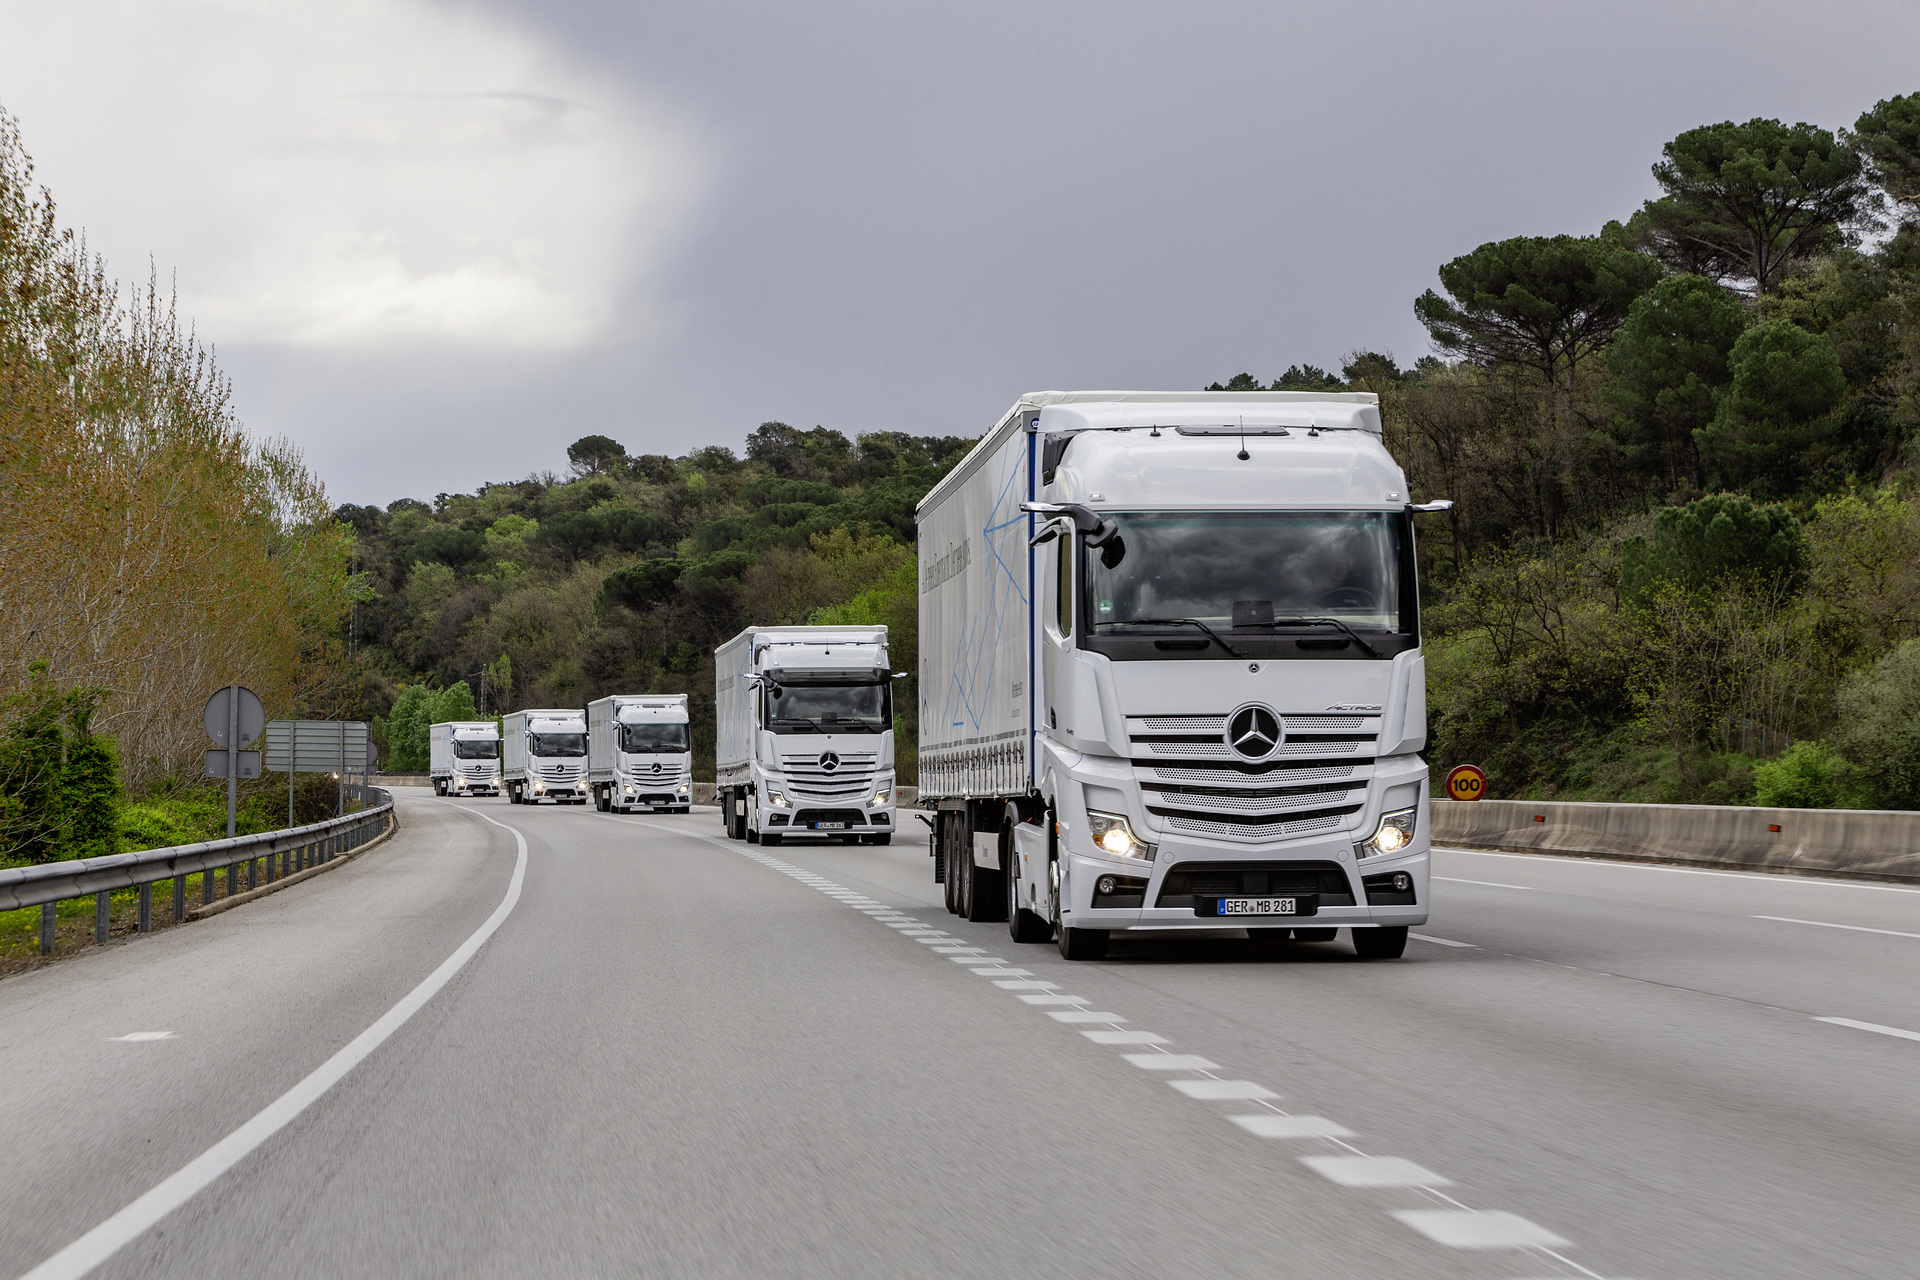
1444,764,1487,802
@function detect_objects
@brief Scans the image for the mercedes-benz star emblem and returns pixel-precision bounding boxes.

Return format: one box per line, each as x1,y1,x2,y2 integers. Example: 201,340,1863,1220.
651,762,662,773
819,751,840,772
1225,704,1283,760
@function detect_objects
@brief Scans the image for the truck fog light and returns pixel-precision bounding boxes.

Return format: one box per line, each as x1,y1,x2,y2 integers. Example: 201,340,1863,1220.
1096,874,1117,896
1392,871,1412,892
1086,810,1155,861
1355,807,1418,859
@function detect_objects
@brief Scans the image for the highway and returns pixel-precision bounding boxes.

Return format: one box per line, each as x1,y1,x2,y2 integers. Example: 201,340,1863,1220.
4,791,1918,1279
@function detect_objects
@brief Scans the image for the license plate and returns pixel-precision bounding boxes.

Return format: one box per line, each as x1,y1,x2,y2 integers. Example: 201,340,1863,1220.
813,821,848,830
1218,897,1296,915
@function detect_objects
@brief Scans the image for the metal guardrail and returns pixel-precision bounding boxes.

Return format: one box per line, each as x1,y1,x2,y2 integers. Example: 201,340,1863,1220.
2,786,395,955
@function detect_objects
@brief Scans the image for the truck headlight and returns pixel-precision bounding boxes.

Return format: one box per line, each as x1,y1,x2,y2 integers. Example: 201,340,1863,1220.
677,783,690,794
766,790,790,808
1356,807,1418,858
868,788,891,808
533,781,546,794
1086,810,1154,861
624,785,636,795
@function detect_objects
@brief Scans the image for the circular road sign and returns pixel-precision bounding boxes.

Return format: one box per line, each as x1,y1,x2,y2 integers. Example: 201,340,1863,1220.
1444,764,1488,802
203,685,266,749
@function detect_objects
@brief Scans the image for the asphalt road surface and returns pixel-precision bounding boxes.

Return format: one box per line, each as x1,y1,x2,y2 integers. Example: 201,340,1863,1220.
4,790,1919,1279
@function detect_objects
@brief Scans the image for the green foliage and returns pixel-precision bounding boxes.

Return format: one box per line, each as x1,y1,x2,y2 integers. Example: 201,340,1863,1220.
1848,93,1920,210
1605,275,1749,489
1751,740,1870,809
387,685,432,772
1633,118,1878,293
1698,321,1847,493
567,434,627,477
0,664,121,862
61,729,120,858
431,681,479,723
1414,235,1662,385
1620,494,1806,602
1833,639,1920,807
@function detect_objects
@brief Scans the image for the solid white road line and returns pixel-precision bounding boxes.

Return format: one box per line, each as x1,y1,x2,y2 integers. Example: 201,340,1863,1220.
1814,1016,1920,1042
1302,1155,1450,1188
21,802,530,1280
1446,846,1920,895
1433,876,1535,890
1755,915,1920,940
1410,934,1477,948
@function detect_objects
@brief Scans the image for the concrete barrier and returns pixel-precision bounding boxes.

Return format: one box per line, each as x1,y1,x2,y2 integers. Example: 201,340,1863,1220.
1432,798,1920,882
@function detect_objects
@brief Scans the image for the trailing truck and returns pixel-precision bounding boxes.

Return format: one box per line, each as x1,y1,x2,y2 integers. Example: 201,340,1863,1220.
503,708,589,805
430,721,501,797
588,694,693,813
917,391,1447,959
714,625,898,845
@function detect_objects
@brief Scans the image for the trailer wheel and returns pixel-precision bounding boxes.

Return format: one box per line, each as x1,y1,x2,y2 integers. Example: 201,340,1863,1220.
1352,926,1409,959
964,848,1005,923
595,788,610,812
942,814,964,915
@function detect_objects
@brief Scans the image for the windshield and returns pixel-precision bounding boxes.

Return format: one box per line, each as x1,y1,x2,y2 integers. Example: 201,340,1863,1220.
763,682,890,734
1087,512,1406,633
453,739,499,760
620,722,689,753
527,731,587,757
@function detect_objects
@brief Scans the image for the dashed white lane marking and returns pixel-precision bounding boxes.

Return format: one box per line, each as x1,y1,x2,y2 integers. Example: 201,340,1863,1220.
108,1032,176,1042
709,829,1603,1278
1229,1114,1353,1138
1756,915,1920,940
1434,876,1536,891
1391,1209,1570,1249
1169,1079,1278,1101
1304,1155,1451,1188
1411,933,1477,948
27,802,532,1280
1814,1016,1920,1042
1124,1054,1219,1071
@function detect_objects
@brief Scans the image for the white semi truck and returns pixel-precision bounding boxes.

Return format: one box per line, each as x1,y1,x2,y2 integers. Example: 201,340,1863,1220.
918,390,1447,960
502,708,589,805
430,721,501,797
588,694,693,813
714,625,898,845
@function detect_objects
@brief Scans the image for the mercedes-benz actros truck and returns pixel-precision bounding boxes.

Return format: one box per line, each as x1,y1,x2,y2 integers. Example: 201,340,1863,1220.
430,721,501,797
588,694,693,813
714,625,898,846
918,390,1447,959
503,708,589,805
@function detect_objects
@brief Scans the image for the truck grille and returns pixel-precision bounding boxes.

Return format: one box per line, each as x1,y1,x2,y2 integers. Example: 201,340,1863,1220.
1156,861,1355,908
1127,711,1379,840
779,751,880,802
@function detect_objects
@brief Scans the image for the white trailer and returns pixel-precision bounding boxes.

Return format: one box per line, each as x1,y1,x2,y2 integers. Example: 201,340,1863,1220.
430,721,501,797
588,694,692,813
502,708,589,805
918,391,1444,959
714,626,898,845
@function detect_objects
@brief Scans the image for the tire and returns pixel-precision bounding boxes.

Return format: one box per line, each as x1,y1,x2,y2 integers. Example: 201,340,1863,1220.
507,785,519,805
1352,926,1409,959
595,788,610,812
1293,927,1337,943
942,814,964,915
1057,926,1108,960
964,838,1006,923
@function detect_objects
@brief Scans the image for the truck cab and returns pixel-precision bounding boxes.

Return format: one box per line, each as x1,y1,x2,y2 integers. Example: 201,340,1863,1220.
589,695,693,813
431,721,501,797
715,627,898,846
504,708,589,805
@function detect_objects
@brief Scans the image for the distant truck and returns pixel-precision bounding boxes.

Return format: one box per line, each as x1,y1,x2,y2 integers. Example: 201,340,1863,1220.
714,625,897,845
588,694,693,813
503,708,589,805
430,721,501,797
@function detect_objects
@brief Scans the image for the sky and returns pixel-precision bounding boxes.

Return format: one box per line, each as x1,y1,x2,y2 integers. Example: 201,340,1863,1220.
4,0,1920,507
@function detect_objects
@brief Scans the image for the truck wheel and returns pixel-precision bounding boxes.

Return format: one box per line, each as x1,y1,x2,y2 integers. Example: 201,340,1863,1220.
1293,927,1337,943
1352,926,1409,959
595,788,609,812
964,852,1005,923
1057,926,1108,960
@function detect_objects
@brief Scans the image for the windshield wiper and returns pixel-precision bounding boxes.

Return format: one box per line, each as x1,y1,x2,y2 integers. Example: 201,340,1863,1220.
1272,616,1381,657
1110,617,1242,657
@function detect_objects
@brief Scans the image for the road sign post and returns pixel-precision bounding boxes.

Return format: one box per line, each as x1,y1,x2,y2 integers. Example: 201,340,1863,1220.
204,686,265,838
1444,763,1488,802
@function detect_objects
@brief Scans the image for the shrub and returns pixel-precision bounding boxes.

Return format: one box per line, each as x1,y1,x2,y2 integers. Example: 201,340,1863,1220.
1833,640,1920,808
1751,740,1870,809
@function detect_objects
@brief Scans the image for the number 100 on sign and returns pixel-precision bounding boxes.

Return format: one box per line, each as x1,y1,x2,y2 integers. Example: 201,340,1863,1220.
1445,764,1487,801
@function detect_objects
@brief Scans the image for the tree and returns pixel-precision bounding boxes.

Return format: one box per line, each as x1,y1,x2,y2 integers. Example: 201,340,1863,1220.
1620,493,1806,603
1414,235,1661,397
1695,321,1846,493
745,422,854,483
430,681,478,724
1847,93,1920,212
566,435,627,477
1633,119,1879,295
1604,275,1750,490
1834,639,1920,807
1205,373,1266,391
387,685,432,772
1273,364,1343,391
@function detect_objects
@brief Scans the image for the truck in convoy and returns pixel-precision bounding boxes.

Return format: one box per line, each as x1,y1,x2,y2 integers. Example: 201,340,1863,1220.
588,694,693,813
917,390,1447,959
502,708,589,805
714,625,898,845
430,721,501,797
